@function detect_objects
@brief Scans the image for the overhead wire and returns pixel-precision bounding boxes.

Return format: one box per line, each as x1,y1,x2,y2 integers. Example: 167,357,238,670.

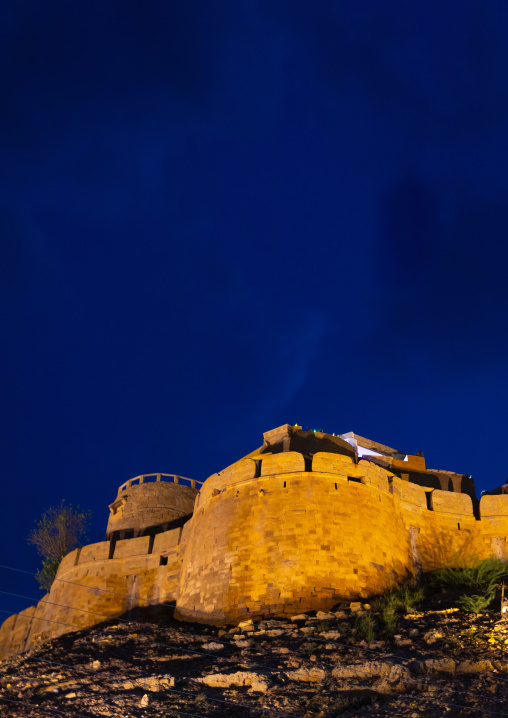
0,694,216,718
0,589,303,717
3,562,508,716
0,606,291,675
0,563,215,619
2,661,300,718
4,642,508,718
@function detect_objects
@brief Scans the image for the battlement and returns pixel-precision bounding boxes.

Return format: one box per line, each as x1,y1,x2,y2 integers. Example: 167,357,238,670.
116,473,203,494
1,424,505,660
106,472,199,541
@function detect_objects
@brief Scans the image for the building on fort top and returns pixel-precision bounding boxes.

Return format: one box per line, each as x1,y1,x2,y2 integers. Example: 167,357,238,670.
2,424,508,659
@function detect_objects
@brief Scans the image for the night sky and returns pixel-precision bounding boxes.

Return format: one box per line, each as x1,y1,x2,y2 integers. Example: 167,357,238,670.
2,1,508,615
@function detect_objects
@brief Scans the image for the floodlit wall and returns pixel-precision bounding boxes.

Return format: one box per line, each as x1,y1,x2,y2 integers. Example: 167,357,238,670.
3,451,508,658
106,480,198,539
175,452,508,623
0,526,189,659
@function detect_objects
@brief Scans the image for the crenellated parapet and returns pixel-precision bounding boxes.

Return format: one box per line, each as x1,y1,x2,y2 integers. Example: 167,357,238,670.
106,473,201,541
2,424,508,660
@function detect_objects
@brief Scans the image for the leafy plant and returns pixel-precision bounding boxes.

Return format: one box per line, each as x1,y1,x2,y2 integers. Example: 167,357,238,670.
371,583,425,615
28,501,90,591
354,613,376,642
299,641,317,657
337,621,352,640
396,584,425,611
380,607,399,637
35,557,63,592
430,558,508,594
456,591,495,615
429,558,508,615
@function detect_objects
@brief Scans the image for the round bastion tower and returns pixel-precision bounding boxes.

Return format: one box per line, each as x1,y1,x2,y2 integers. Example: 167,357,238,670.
175,424,478,624
106,473,199,541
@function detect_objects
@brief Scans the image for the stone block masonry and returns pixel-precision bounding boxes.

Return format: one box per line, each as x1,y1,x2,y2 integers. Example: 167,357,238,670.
2,424,508,659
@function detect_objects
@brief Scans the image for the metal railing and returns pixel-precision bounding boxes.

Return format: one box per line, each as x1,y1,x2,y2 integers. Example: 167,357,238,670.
118,473,202,492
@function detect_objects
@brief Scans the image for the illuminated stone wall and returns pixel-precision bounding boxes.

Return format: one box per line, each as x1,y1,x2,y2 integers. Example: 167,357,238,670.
175,452,505,622
106,480,197,539
0,527,190,659
2,447,508,659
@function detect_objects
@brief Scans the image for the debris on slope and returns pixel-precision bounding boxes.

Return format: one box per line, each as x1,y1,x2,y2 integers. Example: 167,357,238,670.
2,602,508,717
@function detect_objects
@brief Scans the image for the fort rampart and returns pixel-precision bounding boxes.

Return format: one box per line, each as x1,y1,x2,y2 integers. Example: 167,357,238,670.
2,427,508,659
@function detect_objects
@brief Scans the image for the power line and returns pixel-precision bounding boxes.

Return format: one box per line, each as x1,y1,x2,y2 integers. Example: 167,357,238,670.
5,648,508,718
3,561,508,714
0,574,505,688
0,694,215,718
4,660,300,718
0,607,286,675
2,588,507,717
1,564,506,687
0,595,305,717
0,563,217,619
0,574,312,674
0,694,101,718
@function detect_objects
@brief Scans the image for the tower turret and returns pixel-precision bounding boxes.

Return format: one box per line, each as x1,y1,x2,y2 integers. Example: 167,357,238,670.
105,473,200,541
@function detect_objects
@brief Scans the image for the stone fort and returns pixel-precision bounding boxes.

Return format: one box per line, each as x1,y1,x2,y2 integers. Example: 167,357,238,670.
2,423,508,659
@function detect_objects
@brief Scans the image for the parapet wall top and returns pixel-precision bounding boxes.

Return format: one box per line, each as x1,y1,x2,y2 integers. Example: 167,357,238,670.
262,424,301,447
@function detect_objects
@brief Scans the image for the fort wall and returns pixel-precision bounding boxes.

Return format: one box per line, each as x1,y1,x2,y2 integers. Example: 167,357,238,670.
0,525,189,659
176,452,507,622
106,475,199,540
3,445,508,658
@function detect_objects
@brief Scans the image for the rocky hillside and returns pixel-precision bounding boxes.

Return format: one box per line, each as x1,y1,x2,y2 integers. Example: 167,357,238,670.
2,600,508,718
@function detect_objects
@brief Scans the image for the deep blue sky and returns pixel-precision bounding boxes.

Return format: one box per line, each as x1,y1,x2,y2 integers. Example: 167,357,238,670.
2,1,508,614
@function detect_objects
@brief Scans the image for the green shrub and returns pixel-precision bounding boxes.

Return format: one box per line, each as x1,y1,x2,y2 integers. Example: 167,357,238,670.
354,614,376,642
429,558,508,615
300,641,317,657
35,557,62,592
337,621,352,640
430,558,508,594
456,591,495,615
397,584,425,611
371,583,425,615
380,607,399,637
28,501,90,591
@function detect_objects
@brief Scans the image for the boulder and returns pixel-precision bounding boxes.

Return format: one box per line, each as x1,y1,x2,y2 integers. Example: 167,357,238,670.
423,629,444,645
195,671,271,693
285,667,327,682
410,658,455,674
456,660,494,674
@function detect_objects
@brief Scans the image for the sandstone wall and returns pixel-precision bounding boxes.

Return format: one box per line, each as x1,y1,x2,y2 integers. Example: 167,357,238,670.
3,452,508,658
176,452,508,623
0,526,189,660
176,453,408,622
106,481,197,539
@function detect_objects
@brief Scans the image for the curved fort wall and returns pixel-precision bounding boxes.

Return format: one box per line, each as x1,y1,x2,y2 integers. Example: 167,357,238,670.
0,522,194,660
175,451,496,622
106,474,198,540
3,445,508,658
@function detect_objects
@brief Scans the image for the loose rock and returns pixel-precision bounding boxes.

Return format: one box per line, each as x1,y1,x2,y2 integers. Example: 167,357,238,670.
195,671,271,693
286,667,327,682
